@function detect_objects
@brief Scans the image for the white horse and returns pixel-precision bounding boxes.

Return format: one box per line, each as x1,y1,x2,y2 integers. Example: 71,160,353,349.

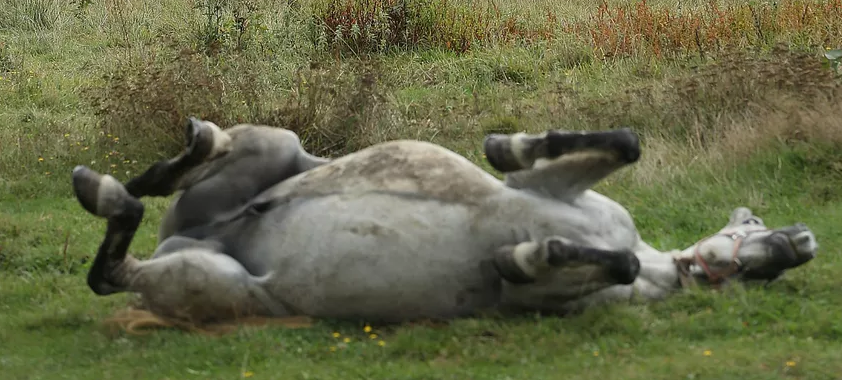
70,118,819,326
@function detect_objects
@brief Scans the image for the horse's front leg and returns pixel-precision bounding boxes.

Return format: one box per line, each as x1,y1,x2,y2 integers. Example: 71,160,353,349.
493,237,641,312
483,128,641,201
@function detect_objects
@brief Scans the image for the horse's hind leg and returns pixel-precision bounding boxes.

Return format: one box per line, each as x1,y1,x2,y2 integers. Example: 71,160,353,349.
72,166,289,321
124,117,234,198
125,117,330,199
124,117,330,237
494,237,641,303
483,128,641,200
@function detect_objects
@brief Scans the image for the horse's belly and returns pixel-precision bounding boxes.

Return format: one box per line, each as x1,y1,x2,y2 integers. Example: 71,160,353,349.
254,193,507,321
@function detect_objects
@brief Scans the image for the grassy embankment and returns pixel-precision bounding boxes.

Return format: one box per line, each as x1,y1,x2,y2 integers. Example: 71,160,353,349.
1,0,842,378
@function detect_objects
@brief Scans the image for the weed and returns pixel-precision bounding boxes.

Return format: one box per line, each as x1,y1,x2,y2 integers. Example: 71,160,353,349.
194,0,268,55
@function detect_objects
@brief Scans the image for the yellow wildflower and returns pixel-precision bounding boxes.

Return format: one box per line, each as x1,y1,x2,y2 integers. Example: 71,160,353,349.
38,157,44,162
593,351,599,357
786,361,796,367
343,337,351,343
332,332,341,338
363,325,372,333
377,340,386,347
242,371,254,378
703,350,712,357
329,346,337,352
369,334,377,340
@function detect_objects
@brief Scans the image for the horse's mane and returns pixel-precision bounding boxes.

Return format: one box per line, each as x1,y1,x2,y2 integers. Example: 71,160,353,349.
102,304,314,336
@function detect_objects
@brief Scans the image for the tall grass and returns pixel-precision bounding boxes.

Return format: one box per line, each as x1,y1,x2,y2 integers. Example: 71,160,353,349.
0,0,840,195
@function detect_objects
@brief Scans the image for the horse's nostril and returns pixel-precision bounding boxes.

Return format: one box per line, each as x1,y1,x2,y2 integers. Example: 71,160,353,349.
793,231,813,246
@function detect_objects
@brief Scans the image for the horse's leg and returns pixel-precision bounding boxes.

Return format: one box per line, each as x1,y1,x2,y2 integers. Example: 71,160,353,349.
493,236,641,305
483,128,640,200
124,118,330,238
72,166,289,321
126,118,329,198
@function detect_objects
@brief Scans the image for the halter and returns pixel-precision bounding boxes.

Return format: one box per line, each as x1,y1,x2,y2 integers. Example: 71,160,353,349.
674,228,768,288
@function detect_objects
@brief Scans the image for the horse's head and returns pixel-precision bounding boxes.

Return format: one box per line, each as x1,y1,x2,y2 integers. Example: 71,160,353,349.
675,207,818,286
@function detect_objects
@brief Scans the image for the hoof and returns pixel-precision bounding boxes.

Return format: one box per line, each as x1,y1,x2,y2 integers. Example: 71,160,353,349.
611,127,641,164
184,117,232,165
72,166,136,218
610,250,641,285
545,238,640,286
483,134,526,173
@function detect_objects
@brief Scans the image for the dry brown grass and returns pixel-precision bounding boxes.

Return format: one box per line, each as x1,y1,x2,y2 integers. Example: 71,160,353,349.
555,46,842,186
626,98,842,186
572,0,842,59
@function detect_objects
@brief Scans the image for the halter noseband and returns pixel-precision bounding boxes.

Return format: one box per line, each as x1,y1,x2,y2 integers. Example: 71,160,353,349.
674,228,767,288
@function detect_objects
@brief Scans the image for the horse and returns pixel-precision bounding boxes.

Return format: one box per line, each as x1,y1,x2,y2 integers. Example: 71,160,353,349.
70,117,818,329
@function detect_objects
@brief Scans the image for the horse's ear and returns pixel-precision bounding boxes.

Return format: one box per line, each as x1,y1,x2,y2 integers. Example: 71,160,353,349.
728,207,753,225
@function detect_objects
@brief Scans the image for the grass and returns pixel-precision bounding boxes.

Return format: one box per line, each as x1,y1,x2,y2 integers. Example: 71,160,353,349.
1,0,842,378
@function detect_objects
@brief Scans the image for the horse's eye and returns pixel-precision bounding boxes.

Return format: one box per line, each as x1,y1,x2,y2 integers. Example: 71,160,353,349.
743,217,760,225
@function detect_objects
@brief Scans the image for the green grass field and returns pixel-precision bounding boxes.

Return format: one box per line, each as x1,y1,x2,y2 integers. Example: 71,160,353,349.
2,0,842,378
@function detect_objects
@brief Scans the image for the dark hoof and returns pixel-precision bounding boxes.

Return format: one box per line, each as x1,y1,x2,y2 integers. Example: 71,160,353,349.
609,250,641,285
612,127,641,163
493,245,536,284
545,238,640,286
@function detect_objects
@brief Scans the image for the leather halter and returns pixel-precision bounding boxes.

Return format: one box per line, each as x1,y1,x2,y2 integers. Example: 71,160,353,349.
674,228,767,288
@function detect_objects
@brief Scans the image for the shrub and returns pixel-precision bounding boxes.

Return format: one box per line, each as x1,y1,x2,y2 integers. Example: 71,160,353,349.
87,49,244,160
309,0,556,54
249,61,403,157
